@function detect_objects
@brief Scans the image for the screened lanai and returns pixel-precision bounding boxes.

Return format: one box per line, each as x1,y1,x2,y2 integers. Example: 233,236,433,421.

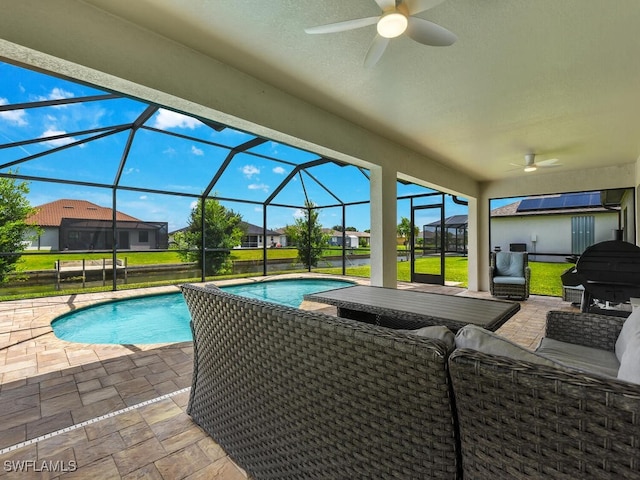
0,60,464,296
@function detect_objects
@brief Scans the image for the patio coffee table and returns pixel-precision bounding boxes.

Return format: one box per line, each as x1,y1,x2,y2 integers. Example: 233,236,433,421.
304,285,520,332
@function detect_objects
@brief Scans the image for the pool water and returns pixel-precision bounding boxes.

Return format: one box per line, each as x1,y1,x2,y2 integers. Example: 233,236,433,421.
52,278,353,344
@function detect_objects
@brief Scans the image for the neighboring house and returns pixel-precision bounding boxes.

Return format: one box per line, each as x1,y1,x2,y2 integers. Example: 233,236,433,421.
490,191,632,262
25,199,168,251
239,222,286,248
322,229,370,248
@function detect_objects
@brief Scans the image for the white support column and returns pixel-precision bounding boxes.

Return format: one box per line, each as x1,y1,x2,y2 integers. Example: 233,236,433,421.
466,195,490,292
370,165,397,287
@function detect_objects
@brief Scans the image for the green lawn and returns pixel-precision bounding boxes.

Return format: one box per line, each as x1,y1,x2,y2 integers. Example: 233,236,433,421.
318,256,569,297
15,250,569,297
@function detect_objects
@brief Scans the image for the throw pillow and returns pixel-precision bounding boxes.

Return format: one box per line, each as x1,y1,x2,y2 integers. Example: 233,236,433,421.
617,336,640,384
615,307,640,362
398,325,455,351
455,324,563,368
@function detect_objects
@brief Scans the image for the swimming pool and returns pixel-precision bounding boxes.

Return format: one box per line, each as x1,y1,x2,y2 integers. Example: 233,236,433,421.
51,278,354,344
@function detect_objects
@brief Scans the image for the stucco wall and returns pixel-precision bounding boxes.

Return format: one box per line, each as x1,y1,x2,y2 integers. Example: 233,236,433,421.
24,227,59,251
491,211,618,262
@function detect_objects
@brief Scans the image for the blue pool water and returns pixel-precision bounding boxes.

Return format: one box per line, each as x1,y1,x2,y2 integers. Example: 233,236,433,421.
52,278,353,344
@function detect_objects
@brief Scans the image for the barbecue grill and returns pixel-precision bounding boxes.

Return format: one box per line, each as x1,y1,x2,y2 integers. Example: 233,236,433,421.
572,240,640,314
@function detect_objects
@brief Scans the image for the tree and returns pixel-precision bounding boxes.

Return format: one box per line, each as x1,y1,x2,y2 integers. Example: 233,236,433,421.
286,201,328,269
397,216,418,260
331,225,357,232
397,217,418,249
173,198,245,275
0,175,38,284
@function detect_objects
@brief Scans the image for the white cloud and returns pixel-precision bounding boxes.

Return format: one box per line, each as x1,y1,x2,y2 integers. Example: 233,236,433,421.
123,167,140,175
248,183,269,192
190,200,199,210
272,166,286,175
191,145,204,156
242,164,260,178
139,195,147,200
47,87,75,101
163,147,176,155
38,129,76,147
153,108,202,130
0,98,27,126
254,207,263,212
293,209,305,219
37,88,75,108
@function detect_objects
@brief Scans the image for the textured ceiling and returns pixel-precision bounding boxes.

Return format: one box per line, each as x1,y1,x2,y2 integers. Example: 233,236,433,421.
82,0,640,182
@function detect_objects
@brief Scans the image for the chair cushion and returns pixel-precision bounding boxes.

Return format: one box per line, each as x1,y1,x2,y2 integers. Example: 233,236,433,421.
618,336,640,384
615,307,640,362
493,276,526,285
454,325,563,368
399,325,455,351
495,252,525,277
536,337,620,378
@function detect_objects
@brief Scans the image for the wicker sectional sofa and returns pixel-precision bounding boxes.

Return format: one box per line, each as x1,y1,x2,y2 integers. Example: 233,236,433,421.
181,284,640,480
181,284,460,479
451,310,640,479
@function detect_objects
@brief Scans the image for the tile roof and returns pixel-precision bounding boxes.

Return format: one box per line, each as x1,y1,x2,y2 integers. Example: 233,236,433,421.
27,199,141,227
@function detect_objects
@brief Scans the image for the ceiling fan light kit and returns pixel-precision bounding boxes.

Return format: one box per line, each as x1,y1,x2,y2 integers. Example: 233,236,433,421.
377,12,408,38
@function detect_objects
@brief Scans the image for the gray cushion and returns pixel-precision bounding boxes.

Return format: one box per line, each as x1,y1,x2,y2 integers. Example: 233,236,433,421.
536,337,620,378
399,325,455,351
493,276,526,285
455,325,563,368
495,252,525,277
618,336,640,384
615,307,640,362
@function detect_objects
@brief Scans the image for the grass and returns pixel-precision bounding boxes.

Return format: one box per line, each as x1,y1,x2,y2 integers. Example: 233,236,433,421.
10,250,570,299
318,256,569,297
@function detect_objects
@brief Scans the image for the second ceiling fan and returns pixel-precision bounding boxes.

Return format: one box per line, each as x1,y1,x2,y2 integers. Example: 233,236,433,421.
305,0,457,67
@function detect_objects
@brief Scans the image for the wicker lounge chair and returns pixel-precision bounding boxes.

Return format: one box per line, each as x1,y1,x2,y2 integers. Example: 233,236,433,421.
449,310,640,479
489,251,530,300
181,284,460,479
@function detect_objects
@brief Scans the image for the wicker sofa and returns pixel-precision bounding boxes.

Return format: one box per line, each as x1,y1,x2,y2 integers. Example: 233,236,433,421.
181,284,460,479
450,310,640,479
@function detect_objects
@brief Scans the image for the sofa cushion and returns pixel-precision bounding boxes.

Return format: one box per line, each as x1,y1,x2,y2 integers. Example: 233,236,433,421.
618,336,640,384
536,337,620,378
399,325,455,351
495,252,525,277
493,276,526,285
615,307,640,362
455,325,563,368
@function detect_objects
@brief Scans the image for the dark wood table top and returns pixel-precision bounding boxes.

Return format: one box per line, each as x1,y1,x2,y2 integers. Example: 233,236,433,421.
304,285,521,332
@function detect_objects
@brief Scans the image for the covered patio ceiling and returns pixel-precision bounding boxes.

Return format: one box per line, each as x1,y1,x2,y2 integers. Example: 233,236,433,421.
25,0,640,184
0,0,638,290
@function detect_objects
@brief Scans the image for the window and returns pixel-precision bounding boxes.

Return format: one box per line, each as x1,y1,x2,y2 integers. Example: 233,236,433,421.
139,231,149,243
571,215,594,254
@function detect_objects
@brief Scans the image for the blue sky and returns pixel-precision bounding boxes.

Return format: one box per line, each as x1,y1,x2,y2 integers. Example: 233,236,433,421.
0,61,514,232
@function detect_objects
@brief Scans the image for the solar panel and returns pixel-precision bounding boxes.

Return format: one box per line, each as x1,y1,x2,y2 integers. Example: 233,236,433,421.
517,192,601,212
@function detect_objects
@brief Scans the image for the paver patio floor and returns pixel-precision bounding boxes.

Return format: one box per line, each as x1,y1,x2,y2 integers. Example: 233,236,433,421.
0,275,577,479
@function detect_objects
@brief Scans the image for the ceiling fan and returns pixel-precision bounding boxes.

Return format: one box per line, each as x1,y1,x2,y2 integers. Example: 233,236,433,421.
511,153,562,173
304,0,457,67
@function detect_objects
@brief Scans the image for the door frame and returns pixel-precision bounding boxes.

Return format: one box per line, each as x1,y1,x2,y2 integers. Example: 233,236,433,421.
411,202,445,285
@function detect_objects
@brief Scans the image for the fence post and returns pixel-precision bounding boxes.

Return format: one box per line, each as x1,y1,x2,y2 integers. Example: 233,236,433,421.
82,258,86,288
102,258,106,286
124,257,128,284
56,259,60,290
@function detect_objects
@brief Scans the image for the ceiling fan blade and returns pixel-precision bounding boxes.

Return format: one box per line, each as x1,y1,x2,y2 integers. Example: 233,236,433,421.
374,0,396,11
403,0,445,15
364,35,390,68
406,17,457,46
537,158,560,166
305,16,380,34
539,163,561,168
